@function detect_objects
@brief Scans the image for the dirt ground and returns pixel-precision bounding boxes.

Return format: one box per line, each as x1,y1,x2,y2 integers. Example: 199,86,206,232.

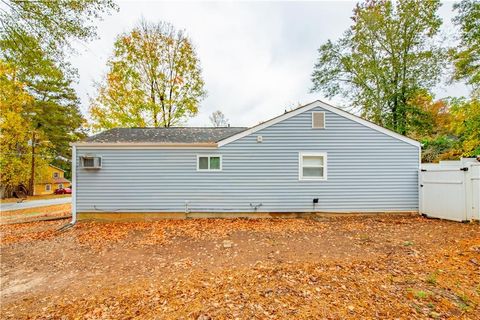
0,215,479,319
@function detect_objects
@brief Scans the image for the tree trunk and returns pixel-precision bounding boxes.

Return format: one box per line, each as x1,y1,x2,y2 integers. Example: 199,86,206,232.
151,81,158,127
28,131,36,196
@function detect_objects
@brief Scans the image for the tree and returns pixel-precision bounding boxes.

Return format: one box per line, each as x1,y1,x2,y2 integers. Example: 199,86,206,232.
0,61,50,197
0,0,116,193
0,0,115,156
449,97,480,157
209,110,229,127
90,20,206,131
0,0,116,155
406,91,451,140
311,0,447,135
0,0,118,60
405,91,457,162
451,0,480,95
407,93,480,162
1,32,86,161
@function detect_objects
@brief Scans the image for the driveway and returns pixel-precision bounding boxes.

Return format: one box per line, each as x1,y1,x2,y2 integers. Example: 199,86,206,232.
0,197,71,212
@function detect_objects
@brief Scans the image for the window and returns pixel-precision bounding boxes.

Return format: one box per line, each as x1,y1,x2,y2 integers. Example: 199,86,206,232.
81,156,102,169
299,152,327,181
197,155,222,171
312,112,325,129
53,172,59,178
45,184,51,192
58,184,63,189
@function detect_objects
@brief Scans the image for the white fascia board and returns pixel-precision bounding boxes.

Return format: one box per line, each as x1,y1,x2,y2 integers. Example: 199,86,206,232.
217,100,420,148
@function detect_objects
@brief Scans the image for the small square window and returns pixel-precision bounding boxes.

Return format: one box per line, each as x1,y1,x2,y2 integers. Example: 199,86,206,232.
53,172,59,178
197,155,222,171
299,152,327,181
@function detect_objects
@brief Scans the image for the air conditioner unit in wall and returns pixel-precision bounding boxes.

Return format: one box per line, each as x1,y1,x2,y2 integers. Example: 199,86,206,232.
80,156,102,169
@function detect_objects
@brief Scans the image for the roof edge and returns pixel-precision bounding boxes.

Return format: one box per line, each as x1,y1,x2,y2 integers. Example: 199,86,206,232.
72,142,218,148
217,100,420,148
49,164,66,172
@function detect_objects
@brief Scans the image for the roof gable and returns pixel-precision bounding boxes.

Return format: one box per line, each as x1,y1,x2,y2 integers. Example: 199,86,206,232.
217,100,420,147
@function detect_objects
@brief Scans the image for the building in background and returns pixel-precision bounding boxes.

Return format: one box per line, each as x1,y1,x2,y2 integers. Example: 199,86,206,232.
34,165,71,195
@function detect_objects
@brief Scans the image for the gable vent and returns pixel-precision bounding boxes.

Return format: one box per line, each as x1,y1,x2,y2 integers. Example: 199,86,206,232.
312,112,325,129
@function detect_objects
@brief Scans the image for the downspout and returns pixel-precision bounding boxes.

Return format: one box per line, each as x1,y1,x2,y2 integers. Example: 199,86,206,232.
418,144,422,215
71,145,77,225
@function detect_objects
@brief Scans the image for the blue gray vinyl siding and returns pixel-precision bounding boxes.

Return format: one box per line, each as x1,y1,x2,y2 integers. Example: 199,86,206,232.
76,106,419,213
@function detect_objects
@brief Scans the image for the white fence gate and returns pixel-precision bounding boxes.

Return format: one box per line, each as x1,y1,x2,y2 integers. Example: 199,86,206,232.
420,158,480,222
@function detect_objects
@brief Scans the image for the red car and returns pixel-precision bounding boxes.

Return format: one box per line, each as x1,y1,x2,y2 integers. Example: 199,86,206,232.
54,187,72,195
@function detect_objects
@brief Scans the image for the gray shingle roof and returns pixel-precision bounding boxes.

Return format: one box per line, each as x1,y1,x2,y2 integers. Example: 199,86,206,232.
82,127,247,144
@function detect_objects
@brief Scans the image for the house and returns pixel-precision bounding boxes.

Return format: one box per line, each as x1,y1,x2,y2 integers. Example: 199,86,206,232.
34,165,71,195
71,100,421,221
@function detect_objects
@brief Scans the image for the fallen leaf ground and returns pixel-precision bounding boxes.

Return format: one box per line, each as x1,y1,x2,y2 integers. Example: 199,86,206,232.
0,215,479,319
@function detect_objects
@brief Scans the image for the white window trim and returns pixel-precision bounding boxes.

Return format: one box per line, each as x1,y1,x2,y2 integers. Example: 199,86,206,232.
53,172,59,178
298,152,327,181
197,155,223,171
45,184,52,191
311,111,326,129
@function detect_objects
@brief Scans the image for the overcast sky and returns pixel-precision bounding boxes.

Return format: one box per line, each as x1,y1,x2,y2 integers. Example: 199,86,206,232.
70,0,468,128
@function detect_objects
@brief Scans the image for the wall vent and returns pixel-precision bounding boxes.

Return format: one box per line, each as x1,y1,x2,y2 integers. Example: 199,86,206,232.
312,112,325,129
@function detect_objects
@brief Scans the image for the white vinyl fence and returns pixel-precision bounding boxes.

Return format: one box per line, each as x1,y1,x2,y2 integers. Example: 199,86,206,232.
420,158,480,222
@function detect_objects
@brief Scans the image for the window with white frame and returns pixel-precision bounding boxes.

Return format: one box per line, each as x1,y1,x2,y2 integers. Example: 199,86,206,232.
53,172,59,178
197,155,222,171
299,152,327,180
45,184,52,191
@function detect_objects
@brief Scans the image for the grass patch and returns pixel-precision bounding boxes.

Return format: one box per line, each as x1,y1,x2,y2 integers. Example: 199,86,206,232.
456,293,471,311
408,288,430,299
426,273,438,285
415,290,429,299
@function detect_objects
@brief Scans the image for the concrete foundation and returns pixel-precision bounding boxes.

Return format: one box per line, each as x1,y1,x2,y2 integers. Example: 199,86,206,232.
76,211,418,222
